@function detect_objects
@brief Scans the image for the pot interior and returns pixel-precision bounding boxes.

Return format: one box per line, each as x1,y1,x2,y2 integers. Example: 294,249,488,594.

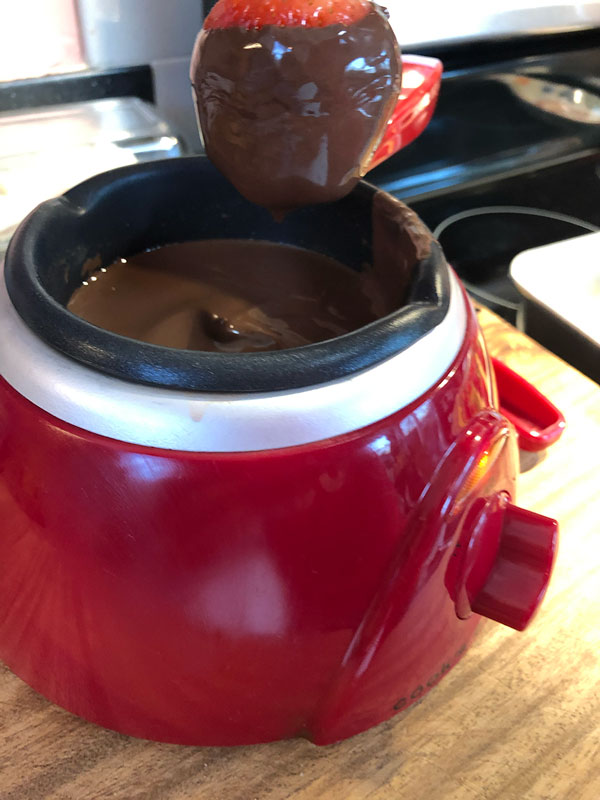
4,157,449,392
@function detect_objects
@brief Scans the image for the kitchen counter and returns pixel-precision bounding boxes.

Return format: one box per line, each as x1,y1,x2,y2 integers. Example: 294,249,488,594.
1,307,598,800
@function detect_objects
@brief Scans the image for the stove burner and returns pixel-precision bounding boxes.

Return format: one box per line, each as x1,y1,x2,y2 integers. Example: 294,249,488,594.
433,205,600,238
432,205,600,328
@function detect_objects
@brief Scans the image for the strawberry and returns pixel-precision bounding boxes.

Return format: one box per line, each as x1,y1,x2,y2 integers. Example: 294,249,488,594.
204,0,372,30
191,1,401,214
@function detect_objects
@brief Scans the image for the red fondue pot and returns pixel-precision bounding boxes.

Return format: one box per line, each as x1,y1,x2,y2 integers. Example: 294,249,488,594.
0,65,563,745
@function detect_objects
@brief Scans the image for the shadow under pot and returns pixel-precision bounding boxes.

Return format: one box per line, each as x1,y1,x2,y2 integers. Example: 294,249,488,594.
0,156,557,746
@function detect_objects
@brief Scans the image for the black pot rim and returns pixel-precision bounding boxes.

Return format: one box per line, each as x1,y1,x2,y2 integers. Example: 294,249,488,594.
4,157,449,393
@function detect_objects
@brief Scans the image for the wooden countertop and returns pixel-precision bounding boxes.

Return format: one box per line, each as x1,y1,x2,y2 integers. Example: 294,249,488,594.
1,308,599,800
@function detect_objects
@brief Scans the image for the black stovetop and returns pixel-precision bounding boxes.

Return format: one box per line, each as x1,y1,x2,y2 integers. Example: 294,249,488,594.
410,153,600,324
369,34,600,379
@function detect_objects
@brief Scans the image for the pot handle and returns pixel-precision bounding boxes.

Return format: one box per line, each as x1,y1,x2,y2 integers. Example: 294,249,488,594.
492,357,566,452
367,55,443,171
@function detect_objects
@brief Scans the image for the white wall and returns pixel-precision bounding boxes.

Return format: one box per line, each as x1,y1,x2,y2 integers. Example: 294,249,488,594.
0,0,83,82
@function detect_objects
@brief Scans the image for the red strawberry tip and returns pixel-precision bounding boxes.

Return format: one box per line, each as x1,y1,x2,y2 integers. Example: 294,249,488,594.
203,0,373,31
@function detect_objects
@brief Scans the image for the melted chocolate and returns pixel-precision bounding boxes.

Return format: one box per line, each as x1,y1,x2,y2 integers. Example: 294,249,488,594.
190,8,401,215
67,239,395,352
67,192,433,354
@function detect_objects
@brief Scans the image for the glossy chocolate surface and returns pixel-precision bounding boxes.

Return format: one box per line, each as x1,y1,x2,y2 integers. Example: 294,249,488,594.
191,9,401,214
67,239,395,351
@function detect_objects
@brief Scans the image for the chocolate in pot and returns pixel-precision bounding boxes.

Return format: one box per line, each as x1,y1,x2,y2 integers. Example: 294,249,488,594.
66,194,432,353
67,239,395,352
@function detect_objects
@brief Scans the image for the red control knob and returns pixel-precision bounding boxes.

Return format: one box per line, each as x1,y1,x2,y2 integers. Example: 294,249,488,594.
442,416,558,632
469,502,558,630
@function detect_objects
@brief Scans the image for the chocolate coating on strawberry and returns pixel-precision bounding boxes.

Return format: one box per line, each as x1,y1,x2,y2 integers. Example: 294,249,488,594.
191,1,401,215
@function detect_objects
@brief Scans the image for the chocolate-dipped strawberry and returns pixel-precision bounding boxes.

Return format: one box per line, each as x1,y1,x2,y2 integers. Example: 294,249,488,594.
190,0,402,216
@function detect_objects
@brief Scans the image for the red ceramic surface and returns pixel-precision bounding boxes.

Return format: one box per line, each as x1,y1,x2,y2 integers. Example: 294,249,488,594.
0,296,558,745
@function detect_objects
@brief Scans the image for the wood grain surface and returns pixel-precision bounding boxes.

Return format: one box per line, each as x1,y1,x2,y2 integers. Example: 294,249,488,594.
1,308,599,800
